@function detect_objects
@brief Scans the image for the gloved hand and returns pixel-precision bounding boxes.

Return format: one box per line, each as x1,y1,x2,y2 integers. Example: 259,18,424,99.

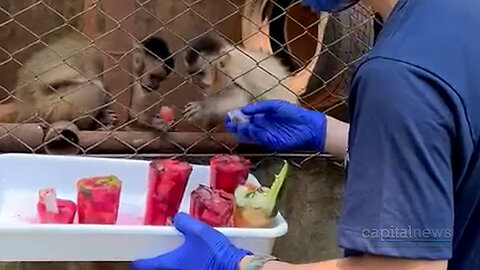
131,212,252,270
225,100,327,152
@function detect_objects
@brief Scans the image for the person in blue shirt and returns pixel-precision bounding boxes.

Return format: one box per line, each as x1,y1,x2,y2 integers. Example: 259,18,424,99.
132,0,480,269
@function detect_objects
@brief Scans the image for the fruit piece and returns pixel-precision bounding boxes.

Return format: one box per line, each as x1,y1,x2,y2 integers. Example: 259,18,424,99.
234,160,289,227
144,159,192,226
190,185,234,227
76,176,122,224
37,188,76,224
158,106,175,123
210,154,251,194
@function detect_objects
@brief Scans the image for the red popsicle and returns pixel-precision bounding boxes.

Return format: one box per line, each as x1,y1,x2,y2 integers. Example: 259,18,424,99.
190,185,235,227
210,154,251,194
158,106,175,123
76,176,122,224
144,159,192,226
37,188,76,224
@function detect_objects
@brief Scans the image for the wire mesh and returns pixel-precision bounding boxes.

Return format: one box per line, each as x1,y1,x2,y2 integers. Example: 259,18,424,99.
0,0,376,167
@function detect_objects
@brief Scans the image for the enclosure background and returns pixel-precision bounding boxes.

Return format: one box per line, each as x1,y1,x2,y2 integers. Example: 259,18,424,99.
0,0,377,268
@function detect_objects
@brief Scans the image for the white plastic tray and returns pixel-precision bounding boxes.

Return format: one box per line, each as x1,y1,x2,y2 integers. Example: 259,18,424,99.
0,153,287,261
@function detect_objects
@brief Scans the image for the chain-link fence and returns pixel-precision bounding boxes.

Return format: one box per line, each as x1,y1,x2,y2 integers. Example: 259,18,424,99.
0,0,376,167
0,0,379,266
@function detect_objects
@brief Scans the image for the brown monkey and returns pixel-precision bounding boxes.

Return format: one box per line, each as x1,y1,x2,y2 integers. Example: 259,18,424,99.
128,36,175,131
183,34,298,129
0,32,116,130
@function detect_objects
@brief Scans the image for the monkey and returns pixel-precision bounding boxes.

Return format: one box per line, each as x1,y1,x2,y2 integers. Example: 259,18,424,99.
0,32,117,130
0,33,117,129
183,33,298,129
128,36,175,131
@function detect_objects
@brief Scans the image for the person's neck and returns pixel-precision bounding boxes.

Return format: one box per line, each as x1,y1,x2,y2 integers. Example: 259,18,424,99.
365,0,399,21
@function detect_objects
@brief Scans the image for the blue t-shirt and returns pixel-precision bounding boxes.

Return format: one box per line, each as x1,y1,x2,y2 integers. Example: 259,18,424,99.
338,0,480,269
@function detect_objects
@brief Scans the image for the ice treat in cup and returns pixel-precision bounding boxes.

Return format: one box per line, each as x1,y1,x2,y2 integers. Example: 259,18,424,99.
227,109,250,125
37,188,76,224
210,154,250,194
190,185,235,227
234,161,289,228
76,176,122,224
144,159,192,226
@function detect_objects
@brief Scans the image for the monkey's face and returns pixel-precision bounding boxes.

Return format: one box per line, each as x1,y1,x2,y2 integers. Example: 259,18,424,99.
133,36,174,92
185,54,233,93
133,53,170,92
186,56,218,90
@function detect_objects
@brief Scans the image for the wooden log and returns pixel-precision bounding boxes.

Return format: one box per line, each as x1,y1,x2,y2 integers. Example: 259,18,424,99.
0,123,44,153
79,131,242,154
0,123,333,155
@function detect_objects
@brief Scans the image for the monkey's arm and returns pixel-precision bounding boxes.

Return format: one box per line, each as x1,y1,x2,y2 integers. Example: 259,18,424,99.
128,88,172,132
129,106,172,132
136,113,172,132
185,85,251,129
0,103,19,122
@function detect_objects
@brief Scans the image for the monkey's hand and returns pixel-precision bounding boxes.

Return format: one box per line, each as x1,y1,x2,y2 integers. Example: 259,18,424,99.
97,108,119,131
184,101,204,120
150,114,173,132
184,101,212,128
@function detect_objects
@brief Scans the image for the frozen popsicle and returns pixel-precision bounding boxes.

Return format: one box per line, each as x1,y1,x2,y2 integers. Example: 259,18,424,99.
190,185,235,227
76,176,122,224
210,154,250,194
227,109,249,125
144,159,192,226
234,160,289,228
37,188,76,224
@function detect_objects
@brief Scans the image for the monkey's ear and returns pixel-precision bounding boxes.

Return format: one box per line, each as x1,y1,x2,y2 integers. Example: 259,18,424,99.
132,50,145,74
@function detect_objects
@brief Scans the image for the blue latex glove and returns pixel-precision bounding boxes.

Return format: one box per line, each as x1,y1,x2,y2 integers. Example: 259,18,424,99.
131,212,252,270
301,0,359,12
225,100,327,152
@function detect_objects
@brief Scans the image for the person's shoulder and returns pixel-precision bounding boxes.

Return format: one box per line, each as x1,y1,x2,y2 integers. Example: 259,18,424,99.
365,0,480,78
348,56,457,121
354,57,419,79
352,56,437,95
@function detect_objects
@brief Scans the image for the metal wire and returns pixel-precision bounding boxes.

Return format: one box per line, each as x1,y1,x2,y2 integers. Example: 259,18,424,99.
0,0,375,167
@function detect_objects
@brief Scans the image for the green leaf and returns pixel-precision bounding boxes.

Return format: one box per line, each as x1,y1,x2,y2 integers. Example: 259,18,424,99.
264,160,289,217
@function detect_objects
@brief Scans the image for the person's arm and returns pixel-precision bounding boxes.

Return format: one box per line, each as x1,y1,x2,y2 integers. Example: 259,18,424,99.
240,255,447,270
225,101,349,160
324,115,349,161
